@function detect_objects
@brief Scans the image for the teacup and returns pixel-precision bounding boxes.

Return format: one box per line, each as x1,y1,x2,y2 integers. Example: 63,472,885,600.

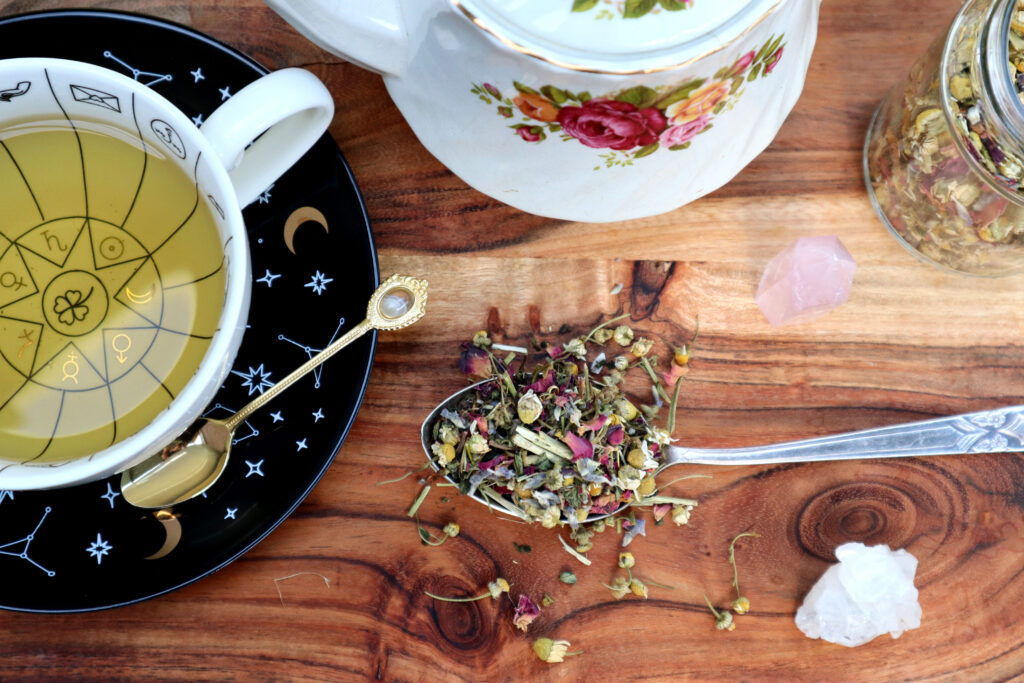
0,57,334,490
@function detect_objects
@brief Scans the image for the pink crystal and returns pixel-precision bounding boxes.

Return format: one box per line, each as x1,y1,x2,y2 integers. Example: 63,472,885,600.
755,236,856,326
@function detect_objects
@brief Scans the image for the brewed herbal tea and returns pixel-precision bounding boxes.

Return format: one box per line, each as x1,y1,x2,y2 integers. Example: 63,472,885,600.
0,118,225,464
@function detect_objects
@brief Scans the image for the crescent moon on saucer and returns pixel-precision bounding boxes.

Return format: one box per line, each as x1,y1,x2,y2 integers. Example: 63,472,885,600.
144,509,182,560
283,206,329,254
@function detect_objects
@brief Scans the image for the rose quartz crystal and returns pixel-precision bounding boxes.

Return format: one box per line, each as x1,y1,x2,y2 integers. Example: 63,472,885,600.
755,236,857,326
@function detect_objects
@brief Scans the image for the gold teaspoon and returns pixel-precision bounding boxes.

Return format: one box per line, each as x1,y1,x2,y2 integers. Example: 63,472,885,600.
121,274,428,509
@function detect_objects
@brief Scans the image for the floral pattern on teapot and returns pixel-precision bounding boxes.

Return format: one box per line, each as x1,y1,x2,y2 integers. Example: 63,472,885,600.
571,0,695,19
471,34,785,168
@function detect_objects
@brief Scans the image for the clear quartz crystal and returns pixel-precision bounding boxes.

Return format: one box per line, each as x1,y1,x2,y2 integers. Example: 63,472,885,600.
794,542,922,647
380,288,413,318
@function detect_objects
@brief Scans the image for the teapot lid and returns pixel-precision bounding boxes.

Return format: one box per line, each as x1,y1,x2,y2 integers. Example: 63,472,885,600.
453,0,780,74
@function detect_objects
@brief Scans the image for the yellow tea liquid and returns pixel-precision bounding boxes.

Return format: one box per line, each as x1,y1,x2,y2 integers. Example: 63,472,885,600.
0,118,225,464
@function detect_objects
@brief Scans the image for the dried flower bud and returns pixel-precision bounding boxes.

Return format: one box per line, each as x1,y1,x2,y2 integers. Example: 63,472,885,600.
539,506,560,528
466,433,490,455
636,475,657,497
517,390,543,424
541,594,555,607
673,345,691,366
592,328,614,344
443,522,460,538
613,355,630,371
606,575,630,600
472,330,491,347
532,637,571,663
626,448,647,469
559,571,577,585
563,337,587,358
544,470,565,490
671,504,693,526
618,552,635,569
487,578,510,599
592,520,606,533
629,578,649,599
576,542,593,553
613,325,634,346
431,441,455,467
614,397,638,421
615,464,644,491
630,337,654,358
731,596,750,615
715,610,735,631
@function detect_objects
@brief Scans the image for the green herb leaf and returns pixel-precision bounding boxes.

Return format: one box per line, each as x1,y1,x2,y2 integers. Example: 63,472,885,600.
668,142,692,151
513,80,539,95
658,0,690,10
572,0,600,11
747,63,762,81
540,85,569,105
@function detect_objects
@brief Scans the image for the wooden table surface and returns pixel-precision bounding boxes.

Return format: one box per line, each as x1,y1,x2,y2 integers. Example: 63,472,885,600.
4,0,1024,680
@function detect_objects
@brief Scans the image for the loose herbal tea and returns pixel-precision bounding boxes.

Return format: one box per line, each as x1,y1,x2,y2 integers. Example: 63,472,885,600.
866,0,1024,274
427,320,698,540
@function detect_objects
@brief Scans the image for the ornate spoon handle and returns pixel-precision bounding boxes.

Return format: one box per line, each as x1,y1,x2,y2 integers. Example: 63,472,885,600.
667,406,1024,466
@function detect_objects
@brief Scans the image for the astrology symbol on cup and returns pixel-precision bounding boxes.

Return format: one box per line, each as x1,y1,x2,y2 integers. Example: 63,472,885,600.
111,334,132,364
40,230,67,253
16,329,33,358
61,352,80,384
0,271,27,291
99,237,124,260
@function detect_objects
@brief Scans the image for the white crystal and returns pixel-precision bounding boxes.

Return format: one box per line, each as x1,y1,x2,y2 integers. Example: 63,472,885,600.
380,288,413,318
794,542,922,647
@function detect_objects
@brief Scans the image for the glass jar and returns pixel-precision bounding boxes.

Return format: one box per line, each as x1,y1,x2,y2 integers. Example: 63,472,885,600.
865,0,1024,276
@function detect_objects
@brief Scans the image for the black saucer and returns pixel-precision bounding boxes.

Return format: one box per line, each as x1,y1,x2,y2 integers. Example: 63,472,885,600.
0,9,378,612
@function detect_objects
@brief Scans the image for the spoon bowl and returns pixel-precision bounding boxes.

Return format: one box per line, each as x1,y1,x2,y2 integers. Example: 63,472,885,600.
122,274,429,509
423,380,1024,523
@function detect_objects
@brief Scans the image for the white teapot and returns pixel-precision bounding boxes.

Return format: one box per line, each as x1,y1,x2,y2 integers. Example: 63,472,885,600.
268,0,821,222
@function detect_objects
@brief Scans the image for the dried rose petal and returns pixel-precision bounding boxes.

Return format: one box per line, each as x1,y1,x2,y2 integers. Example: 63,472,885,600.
458,344,492,377
562,431,594,461
652,504,671,523
513,594,541,631
580,414,609,433
606,425,624,446
527,370,556,394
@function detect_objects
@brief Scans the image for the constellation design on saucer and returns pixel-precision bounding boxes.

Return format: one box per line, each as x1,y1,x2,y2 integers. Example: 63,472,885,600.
256,270,281,287
257,184,274,205
191,67,205,83
0,507,55,576
219,85,232,100
102,51,172,86
304,270,334,295
245,459,265,478
296,439,307,452
278,318,345,389
202,403,259,445
192,112,204,127
225,507,238,520
312,408,324,423
271,411,284,423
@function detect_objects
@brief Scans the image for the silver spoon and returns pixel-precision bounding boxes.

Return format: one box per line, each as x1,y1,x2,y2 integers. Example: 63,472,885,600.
422,381,1024,522
122,274,429,509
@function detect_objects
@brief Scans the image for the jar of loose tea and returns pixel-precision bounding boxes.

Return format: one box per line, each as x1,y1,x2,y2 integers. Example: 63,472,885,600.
865,0,1024,275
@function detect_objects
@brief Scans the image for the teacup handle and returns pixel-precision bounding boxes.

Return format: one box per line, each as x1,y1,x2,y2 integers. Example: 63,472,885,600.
199,68,334,207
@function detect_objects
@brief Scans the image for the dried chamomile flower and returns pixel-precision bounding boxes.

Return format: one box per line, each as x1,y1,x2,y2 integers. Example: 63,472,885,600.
443,522,460,538
615,465,644,492
517,390,543,424
704,594,736,632
614,397,638,420
729,531,760,614
731,596,751,615
466,433,490,455
672,504,693,526
613,325,634,346
592,328,614,344
532,638,573,663
629,578,649,599
472,330,492,347
618,552,636,569
630,337,654,358
431,441,455,467
563,337,587,358
613,355,630,371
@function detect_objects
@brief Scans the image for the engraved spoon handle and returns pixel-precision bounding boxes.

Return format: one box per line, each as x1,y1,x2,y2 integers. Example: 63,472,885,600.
666,405,1024,466
225,318,374,432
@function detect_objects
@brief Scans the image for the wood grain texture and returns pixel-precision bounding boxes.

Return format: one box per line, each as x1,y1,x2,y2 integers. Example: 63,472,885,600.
4,0,1024,680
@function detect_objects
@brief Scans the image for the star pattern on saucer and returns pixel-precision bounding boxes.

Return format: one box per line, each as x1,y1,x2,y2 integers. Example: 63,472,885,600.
257,184,274,204
192,112,204,126
101,482,120,509
296,439,307,452
256,270,280,287
219,85,232,100
85,533,112,565
304,271,334,295
245,459,265,478
271,411,284,423
191,67,204,82
0,490,12,506
225,507,238,520
312,408,324,423
232,364,274,396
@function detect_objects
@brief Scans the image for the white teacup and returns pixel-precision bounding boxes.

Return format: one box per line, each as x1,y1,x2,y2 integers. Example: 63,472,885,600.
0,57,334,490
